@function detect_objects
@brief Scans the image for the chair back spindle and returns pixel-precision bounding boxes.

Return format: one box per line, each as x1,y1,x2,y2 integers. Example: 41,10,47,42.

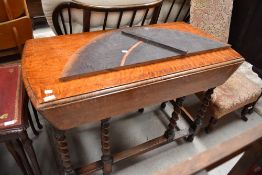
162,0,190,23
52,1,163,35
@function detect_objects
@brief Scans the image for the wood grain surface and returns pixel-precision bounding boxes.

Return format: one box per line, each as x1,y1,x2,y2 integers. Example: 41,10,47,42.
22,22,244,129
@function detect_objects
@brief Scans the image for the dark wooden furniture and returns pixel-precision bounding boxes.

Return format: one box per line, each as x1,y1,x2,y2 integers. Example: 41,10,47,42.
25,0,47,28
22,22,243,175
26,0,44,18
0,64,41,175
52,1,163,35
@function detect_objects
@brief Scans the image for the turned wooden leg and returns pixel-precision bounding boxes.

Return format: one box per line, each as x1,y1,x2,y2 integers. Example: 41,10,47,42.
241,105,249,122
19,130,41,175
53,128,76,175
248,92,262,114
205,116,218,133
164,97,185,142
6,140,33,175
138,108,144,113
31,102,43,129
187,88,214,142
101,118,113,175
161,102,167,109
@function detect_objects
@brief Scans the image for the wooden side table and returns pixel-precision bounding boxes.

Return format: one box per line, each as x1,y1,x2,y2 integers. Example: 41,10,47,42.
0,64,41,175
22,22,244,175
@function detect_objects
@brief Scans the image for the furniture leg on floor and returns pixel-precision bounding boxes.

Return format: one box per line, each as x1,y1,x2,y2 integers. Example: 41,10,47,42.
53,127,76,175
205,116,218,133
5,140,33,175
19,130,41,175
101,118,113,175
165,97,185,142
187,88,215,142
0,64,41,175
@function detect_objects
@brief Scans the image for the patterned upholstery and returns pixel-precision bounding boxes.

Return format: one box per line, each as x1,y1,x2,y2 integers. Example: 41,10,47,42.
190,0,233,42
0,65,22,129
190,0,262,120
210,70,261,119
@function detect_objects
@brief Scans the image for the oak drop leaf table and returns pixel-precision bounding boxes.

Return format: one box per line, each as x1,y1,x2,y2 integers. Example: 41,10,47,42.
22,22,244,175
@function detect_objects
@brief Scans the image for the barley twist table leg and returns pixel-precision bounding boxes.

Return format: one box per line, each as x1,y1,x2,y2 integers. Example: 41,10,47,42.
187,88,215,142
101,118,113,175
53,128,76,175
164,97,185,142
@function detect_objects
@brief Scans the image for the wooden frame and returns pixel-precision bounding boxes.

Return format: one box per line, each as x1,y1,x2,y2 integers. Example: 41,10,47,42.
163,0,190,23
0,64,41,175
51,89,213,175
22,22,244,175
0,0,32,57
52,1,163,35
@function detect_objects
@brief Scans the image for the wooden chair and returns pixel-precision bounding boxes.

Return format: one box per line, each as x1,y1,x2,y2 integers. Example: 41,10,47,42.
0,0,33,58
0,64,41,175
52,0,163,35
0,0,27,22
158,0,190,23
0,17,33,57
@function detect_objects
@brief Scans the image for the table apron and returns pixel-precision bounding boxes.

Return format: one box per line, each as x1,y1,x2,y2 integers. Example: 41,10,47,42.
40,63,240,130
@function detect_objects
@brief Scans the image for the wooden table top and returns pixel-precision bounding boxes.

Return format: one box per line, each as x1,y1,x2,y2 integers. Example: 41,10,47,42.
22,22,244,129
22,22,242,106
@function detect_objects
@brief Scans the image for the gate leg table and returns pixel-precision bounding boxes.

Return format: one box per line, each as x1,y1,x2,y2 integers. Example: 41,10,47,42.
22,22,244,174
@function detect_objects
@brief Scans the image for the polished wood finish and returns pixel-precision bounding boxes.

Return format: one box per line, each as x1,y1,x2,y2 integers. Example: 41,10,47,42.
23,22,243,174
0,0,27,22
22,22,243,130
156,122,262,175
0,17,32,52
0,0,32,57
